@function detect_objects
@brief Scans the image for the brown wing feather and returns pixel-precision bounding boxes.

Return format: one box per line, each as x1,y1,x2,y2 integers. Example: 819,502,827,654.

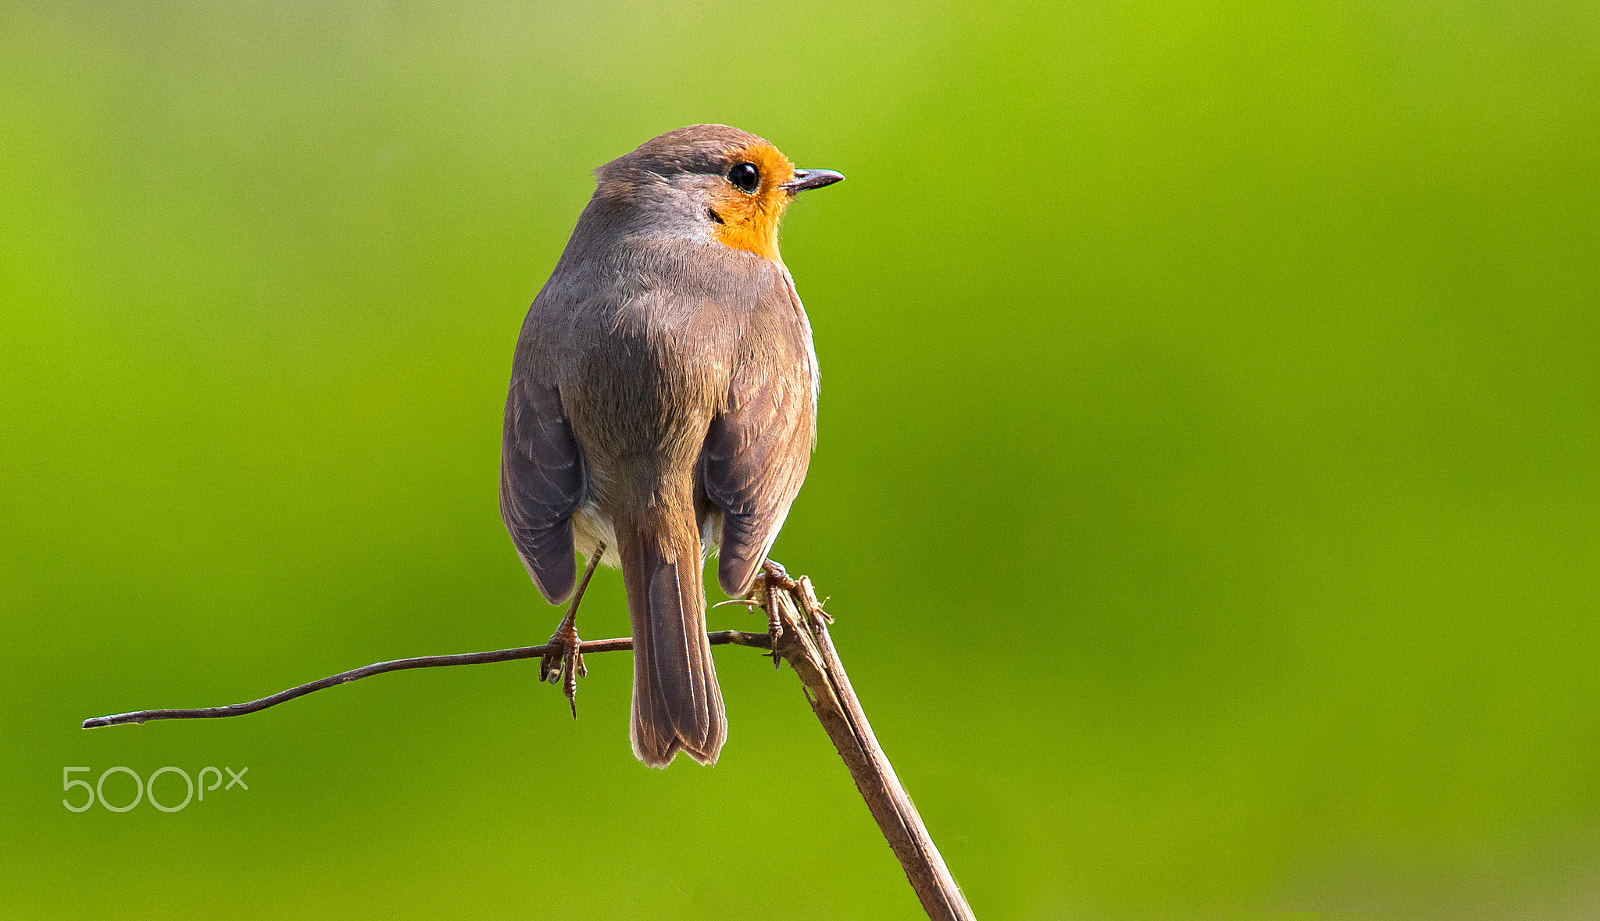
499,377,586,603
702,293,817,597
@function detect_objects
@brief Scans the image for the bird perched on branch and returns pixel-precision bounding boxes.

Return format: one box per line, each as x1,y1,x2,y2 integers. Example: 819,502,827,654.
499,125,843,767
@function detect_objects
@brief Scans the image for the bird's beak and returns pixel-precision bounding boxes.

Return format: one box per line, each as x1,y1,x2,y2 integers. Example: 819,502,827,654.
781,169,845,194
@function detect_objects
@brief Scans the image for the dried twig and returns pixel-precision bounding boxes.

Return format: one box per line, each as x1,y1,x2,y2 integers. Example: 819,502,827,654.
754,563,976,921
80,568,975,920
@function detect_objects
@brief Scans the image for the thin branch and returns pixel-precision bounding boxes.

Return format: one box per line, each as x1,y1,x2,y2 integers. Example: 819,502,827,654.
80,630,771,729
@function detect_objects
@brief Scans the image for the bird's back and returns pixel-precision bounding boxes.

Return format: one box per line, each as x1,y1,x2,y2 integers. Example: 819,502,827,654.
519,228,809,489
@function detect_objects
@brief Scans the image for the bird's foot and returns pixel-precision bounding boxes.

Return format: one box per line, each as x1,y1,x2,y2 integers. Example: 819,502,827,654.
539,542,604,718
752,562,787,669
760,559,831,626
754,560,832,669
540,619,586,718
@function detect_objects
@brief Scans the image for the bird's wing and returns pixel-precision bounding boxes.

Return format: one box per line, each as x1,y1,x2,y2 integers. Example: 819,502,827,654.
702,299,817,598
500,374,586,603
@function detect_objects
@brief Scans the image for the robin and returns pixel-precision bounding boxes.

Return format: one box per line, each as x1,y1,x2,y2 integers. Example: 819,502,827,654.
499,125,843,767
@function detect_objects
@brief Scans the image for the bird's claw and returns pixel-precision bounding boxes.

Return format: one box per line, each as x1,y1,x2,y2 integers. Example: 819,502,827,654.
540,623,585,717
754,559,836,668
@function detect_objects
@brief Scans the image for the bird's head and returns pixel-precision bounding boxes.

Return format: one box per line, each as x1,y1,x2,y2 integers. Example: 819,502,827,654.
591,124,843,261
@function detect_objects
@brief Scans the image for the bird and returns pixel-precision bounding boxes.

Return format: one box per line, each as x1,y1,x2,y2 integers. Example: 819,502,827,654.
499,125,843,767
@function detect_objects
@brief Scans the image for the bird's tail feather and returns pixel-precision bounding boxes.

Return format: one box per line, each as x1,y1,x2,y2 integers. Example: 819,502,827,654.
621,509,725,768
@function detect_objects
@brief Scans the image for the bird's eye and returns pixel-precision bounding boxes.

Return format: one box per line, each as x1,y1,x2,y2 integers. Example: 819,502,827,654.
727,162,760,193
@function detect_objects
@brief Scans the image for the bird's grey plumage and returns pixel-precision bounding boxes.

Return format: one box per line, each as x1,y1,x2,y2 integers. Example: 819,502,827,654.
500,125,821,767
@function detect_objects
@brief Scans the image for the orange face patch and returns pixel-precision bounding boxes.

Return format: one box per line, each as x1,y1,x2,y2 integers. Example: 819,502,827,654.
707,142,797,261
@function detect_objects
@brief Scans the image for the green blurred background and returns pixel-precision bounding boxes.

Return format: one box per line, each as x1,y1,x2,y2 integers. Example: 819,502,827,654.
4,1,1598,918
